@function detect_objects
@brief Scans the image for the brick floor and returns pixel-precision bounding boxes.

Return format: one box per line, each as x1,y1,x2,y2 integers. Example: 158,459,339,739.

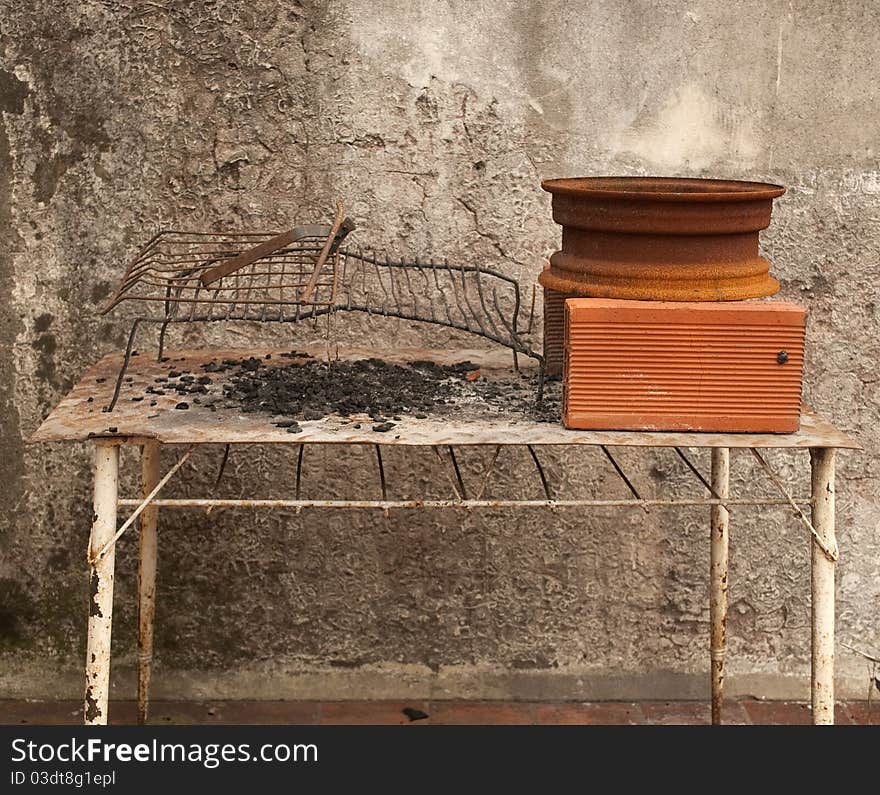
642,701,712,725
534,702,645,725
843,701,880,726
319,701,431,725
739,699,855,725
0,699,877,725
428,701,534,725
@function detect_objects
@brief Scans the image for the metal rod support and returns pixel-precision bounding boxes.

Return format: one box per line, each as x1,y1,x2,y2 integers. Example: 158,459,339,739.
675,447,723,501
92,445,194,563
710,447,730,725
104,319,141,412
600,445,648,512
137,442,160,725
85,442,119,726
432,446,465,500
295,444,305,500
206,443,231,515
117,497,810,509
448,446,468,501
375,445,387,500
810,447,836,725
475,445,502,500
750,447,837,562
527,445,552,500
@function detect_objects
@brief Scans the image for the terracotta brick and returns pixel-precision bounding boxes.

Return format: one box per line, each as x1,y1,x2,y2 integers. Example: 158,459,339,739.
713,700,751,725
319,701,431,725
0,699,873,726
0,700,84,725
148,700,319,725
535,702,644,725
428,702,534,725
844,701,880,726
834,704,855,725
739,700,852,725
0,700,323,726
641,701,711,725
563,299,806,433
741,700,810,725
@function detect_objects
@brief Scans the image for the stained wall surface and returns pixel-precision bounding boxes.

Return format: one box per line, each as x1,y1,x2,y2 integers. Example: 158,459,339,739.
1,0,878,700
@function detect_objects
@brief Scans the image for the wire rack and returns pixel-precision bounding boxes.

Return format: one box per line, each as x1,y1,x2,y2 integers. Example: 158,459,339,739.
101,208,543,410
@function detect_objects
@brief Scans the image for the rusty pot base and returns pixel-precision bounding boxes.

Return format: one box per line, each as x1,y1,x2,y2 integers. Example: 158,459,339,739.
538,265,780,302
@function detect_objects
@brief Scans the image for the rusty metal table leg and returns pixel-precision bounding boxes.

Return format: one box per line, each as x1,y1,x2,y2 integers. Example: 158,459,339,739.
810,447,836,725
84,441,119,725
137,441,160,724
710,447,730,725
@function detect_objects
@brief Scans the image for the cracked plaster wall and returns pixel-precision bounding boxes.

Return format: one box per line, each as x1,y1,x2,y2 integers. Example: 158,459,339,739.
0,0,878,701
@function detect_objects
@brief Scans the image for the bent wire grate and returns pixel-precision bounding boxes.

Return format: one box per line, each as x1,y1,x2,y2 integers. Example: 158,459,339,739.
100,204,543,410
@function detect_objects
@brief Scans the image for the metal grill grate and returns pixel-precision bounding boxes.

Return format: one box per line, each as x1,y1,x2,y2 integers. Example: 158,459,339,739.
100,206,543,410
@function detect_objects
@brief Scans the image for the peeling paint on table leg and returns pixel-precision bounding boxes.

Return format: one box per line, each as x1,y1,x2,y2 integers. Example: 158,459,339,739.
810,447,836,725
84,441,119,726
137,441,160,725
710,447,730,725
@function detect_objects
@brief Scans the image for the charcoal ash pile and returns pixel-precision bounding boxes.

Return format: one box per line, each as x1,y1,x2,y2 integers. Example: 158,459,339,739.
224,356,480,432
221,354,561,430
143,352,561,432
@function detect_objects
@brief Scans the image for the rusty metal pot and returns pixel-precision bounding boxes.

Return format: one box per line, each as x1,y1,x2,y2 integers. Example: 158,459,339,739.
539,177,785,301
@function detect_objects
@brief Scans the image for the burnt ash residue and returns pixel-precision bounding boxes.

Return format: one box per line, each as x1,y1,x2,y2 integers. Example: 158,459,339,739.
140,351,561,430
224,357,478,420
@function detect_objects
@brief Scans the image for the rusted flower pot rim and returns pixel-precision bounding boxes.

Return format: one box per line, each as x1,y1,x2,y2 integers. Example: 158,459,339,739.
539,175,787,301
541,176,785,203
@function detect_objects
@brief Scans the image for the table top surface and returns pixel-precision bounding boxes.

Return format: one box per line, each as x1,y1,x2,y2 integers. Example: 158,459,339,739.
30,346,860,449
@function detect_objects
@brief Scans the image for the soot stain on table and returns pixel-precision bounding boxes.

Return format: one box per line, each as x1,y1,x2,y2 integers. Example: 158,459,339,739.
133,352,561,428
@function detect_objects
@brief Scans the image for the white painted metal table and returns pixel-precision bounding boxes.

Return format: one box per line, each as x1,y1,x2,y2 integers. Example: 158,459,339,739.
31,346,859,726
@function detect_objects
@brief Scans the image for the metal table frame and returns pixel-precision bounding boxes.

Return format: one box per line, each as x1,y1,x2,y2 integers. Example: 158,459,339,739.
31,348,857,726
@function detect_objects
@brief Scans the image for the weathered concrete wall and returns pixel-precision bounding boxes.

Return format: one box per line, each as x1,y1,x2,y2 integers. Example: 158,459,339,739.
1,0,878,702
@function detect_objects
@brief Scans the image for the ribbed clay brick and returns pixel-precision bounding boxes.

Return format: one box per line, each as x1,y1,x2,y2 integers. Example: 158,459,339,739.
563,298,806,433
542,287,570,377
